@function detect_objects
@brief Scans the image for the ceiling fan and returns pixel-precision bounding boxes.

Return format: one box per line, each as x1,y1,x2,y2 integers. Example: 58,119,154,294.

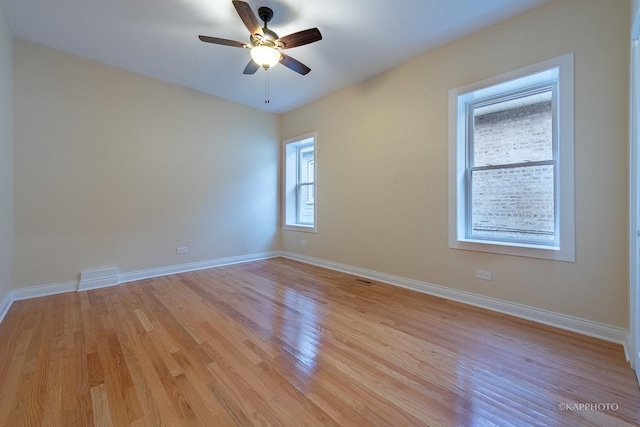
199,0,322,75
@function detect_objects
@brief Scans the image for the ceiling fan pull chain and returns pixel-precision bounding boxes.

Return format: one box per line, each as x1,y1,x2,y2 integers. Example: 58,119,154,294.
265,68,270,104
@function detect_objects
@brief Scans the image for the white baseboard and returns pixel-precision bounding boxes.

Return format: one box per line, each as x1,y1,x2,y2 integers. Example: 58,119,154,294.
0,251,281,326
0,280,78,325
0,291,12,325
0,251,630,358
636,352,640,387
11,280,78,301
118,251,281,283
281,252,630,352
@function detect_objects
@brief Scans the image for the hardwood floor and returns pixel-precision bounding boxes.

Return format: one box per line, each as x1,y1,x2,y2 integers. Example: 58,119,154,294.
0,257,638,426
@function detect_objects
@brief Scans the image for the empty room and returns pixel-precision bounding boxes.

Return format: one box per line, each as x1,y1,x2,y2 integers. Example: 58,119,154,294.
1,0,640,425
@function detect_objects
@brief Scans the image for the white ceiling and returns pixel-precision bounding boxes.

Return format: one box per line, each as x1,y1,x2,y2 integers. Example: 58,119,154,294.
0,0,551,114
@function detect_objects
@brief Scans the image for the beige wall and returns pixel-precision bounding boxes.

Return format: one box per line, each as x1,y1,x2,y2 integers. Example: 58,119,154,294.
282,0,631,328
7,0,633,330
0,4,13,301
13,40,280,288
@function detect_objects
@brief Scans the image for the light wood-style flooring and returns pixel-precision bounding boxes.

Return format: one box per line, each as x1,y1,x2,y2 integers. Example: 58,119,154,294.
0,257,639,426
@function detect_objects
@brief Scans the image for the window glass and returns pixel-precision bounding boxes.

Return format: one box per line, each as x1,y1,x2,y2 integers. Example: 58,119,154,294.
472,90,553,167
471,164,555,243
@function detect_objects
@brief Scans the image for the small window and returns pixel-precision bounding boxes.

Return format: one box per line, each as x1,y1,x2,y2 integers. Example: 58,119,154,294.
449,53,574,261
284,133,316,232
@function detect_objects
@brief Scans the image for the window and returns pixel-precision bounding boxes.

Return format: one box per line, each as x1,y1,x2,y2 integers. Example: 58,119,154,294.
284,132,316,232
449,53,574,261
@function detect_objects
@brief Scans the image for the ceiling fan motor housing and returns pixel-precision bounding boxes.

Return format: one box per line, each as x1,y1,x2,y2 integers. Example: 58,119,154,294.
253,7,278,46
258,7,273,23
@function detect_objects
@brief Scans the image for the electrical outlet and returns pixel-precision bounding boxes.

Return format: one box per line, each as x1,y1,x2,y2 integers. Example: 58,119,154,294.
300,240,306,246
476,269,492,281
176,247,188,254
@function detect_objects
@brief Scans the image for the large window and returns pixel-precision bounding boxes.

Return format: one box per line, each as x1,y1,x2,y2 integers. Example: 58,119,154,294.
449,54,574,261
284,132,316,232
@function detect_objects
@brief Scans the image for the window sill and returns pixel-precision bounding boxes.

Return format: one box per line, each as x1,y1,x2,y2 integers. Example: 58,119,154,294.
283,224,317,233
450,239,574,262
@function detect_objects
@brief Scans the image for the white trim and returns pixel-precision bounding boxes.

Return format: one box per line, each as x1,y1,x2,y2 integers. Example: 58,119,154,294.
449,53,575,262
0,280,78,325
12,280,78,300
281,252,629,353
78,268,119,291
0,252,629,357
633,5,640,40
0,251,281,326
283,132,317,233
0,252,629,355
629,43,637,369
0,291,12,324
630,3,640,380
118,251,280,283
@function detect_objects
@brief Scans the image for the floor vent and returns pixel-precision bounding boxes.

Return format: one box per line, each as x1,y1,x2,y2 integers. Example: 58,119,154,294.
354,278,374,286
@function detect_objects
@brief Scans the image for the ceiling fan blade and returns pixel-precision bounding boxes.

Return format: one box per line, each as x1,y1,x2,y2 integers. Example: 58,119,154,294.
277,28,322,49
280,53,311,75
198,35,248,48
243,60,260,75
232,0,263,37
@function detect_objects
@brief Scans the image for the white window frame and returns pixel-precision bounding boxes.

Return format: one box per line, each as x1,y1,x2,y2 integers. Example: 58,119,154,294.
283,132,317,232
448,53,575,261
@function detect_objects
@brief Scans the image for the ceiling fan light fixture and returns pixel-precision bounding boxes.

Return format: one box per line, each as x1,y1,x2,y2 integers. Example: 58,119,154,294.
250,45,281,69
199,1,321,75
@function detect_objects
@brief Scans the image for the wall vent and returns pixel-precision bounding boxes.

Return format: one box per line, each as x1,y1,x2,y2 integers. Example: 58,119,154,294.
78,268,119,292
